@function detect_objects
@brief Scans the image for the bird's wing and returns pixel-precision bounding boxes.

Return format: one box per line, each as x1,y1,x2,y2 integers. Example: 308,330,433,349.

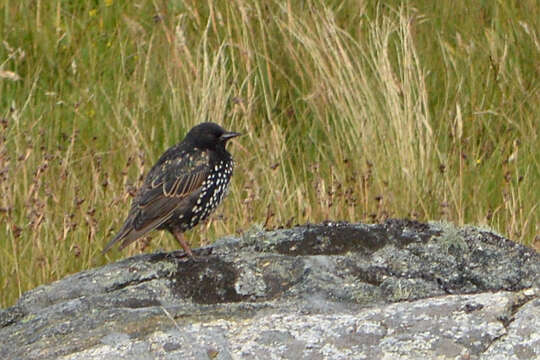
102,150,210,253
132,161,209,229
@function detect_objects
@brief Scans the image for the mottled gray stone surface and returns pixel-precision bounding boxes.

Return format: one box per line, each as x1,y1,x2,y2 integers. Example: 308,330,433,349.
1,220,538,359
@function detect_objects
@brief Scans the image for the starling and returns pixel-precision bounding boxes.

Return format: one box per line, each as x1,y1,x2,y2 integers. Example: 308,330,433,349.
103,122,240,257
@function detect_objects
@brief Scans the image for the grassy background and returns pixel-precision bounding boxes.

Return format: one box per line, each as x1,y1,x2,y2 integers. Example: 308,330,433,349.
1,0,538,307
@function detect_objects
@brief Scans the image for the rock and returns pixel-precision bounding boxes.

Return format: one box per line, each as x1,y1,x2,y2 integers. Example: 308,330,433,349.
0,219,538,359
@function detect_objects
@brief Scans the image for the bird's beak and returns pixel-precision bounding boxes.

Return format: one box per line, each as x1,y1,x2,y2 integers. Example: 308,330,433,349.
220,131,242,141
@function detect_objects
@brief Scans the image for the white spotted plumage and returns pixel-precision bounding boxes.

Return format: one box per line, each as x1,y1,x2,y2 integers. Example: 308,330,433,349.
175,157,234,232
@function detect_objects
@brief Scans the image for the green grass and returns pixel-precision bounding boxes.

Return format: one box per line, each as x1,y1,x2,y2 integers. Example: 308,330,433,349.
1,0,538,307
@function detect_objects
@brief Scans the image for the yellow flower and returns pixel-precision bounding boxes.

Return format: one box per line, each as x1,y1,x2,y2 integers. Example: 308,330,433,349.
105,0,113,6
89,9,97,17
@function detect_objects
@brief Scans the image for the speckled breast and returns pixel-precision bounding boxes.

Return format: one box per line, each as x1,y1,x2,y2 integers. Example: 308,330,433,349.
168,158,234,232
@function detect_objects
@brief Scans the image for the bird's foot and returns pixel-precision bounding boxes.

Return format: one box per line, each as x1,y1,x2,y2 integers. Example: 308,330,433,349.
167,247,212,261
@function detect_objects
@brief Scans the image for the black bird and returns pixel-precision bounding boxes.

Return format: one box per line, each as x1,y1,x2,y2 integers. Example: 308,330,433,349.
103,122,240,257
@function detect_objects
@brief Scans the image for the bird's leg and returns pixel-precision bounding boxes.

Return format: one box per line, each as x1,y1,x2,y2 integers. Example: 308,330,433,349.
172,228,195,258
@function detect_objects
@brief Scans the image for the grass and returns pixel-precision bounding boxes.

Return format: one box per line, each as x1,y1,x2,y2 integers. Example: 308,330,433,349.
0,0,538,308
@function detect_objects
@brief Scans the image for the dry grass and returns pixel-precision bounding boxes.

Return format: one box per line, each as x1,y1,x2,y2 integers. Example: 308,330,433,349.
0,0,538,307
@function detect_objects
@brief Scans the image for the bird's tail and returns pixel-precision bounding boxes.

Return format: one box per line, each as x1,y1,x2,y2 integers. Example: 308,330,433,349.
101,218,136,254
102,211,173,254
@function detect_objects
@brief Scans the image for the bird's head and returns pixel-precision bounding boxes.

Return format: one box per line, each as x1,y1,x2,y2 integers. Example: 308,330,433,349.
185,122,241,150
